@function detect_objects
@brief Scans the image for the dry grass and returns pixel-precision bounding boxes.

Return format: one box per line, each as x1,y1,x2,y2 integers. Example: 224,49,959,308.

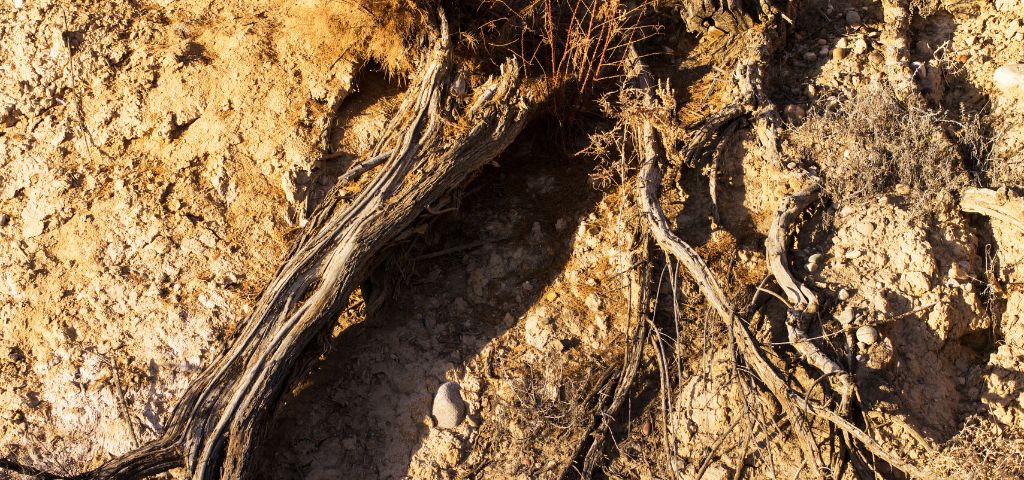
458,0,656,95
787,82,969,217
927,415,1024,479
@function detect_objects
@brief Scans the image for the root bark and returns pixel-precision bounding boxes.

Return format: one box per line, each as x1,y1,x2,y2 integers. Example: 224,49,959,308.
628,44,928,479
766,185,854,415
2,9,533,480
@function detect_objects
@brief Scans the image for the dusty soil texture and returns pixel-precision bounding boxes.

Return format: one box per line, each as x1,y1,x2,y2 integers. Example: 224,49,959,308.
2,0,1024,479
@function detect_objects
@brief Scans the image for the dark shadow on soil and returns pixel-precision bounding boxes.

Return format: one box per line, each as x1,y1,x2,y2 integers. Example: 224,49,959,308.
254,118,603,479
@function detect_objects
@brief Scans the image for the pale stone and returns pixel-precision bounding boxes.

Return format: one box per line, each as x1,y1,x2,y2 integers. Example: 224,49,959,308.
856,325,880,345
840,307,855,325
994,64,1024,97
432,382,467,429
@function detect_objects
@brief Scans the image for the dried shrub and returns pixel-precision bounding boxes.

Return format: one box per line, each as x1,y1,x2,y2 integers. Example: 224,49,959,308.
787,82,968,217
927,416,1024,479
502,351,597,465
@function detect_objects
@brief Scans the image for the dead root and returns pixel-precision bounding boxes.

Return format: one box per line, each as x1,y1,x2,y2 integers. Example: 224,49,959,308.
961,187,1024,235
0,7,534,480
766,185,854,416
626,43,930,478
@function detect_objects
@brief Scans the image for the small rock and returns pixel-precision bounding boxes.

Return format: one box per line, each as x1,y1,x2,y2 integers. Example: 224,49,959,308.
544,291,558,301
994,64,1024,97
854,222,876,236
806,262,820,273
844,249,863,259
839,307,855,325
524,313,553,350
845,10,861,26
902,271,931,295
784,104,806,121
856,325,879,345
895,183,911,195
803,51,818,62
432,382,467,429
833,47,848,61
808,253,824,265
948,261,970,281
0,214,8,227
641,421,652,436
452,74,468,96
852,37,869,55
837,288,850,301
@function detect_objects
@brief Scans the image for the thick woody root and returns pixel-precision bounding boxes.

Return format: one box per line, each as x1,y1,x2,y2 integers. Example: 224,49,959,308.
766,185,854,415
1,9,534,480
961,187,1024,234
625,47,827,477
880,0,918,99
627,48,929,479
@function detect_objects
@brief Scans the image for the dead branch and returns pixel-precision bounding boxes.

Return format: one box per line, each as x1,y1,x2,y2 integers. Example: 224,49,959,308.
1,8,534,480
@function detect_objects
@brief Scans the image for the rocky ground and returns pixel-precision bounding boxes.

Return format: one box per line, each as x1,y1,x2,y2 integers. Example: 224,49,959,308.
2,0,1024,479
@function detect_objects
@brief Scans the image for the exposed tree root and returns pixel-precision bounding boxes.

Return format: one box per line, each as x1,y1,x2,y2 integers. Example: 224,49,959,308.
961,187,1024,234
766,185,854,416
627,42,930,477
626,47,827,477
880,0,917,99
1,9,534,480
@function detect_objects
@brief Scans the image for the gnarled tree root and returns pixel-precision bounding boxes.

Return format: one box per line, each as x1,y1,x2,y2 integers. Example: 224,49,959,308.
961,187,1024,234
766,185,854,415
1,9,534,480
628,48,928,479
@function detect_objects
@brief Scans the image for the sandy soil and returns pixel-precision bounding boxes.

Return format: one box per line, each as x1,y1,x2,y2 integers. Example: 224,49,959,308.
1,0,1023,478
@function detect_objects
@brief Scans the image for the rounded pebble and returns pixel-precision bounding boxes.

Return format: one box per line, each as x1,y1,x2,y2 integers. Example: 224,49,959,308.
845,10,861,26
837,288,850,301
432,381,467,429
856,325,879,345
994,64,1024,96
839,307,855,325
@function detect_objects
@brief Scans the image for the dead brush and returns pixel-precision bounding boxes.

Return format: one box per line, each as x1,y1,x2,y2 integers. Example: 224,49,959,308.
926,415,1024,479
463,0,657,95
786,82,969,218
507,351,592,434
501,349,611,472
